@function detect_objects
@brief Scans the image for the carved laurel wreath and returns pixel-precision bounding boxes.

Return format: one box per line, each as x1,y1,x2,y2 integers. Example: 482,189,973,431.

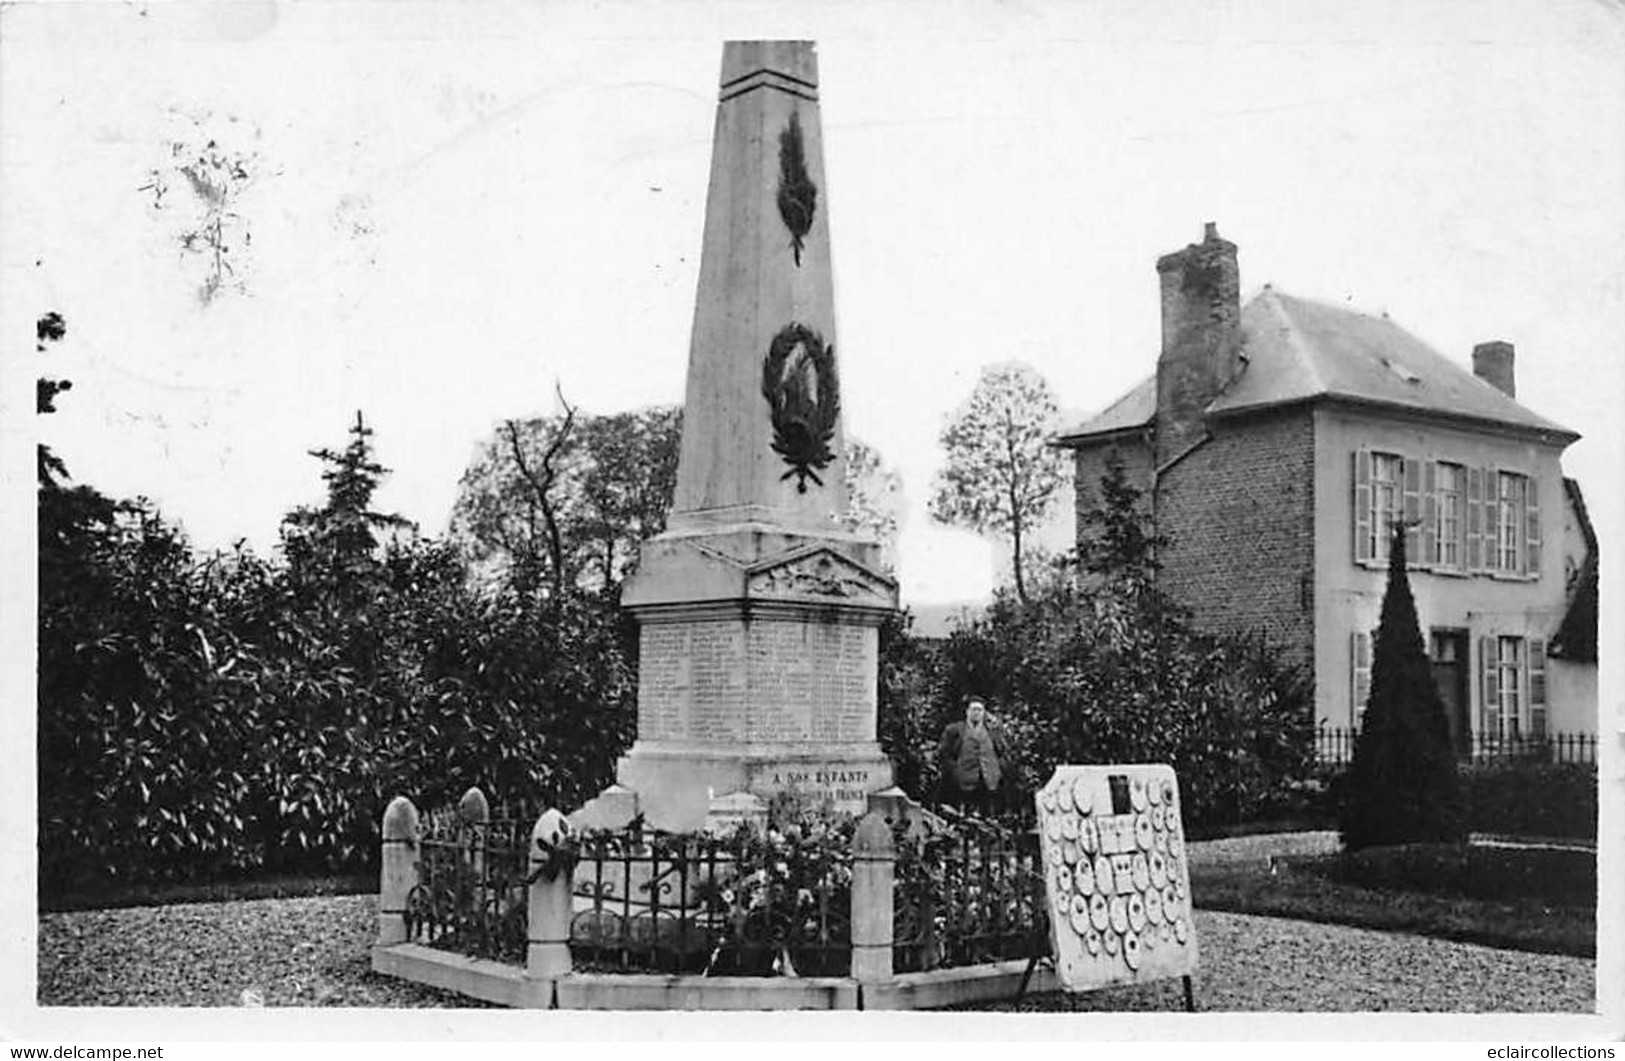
776,110,817,267
761,322,839,493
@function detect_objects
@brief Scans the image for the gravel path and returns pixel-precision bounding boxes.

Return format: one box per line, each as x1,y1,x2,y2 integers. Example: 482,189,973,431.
36,890,1594,1012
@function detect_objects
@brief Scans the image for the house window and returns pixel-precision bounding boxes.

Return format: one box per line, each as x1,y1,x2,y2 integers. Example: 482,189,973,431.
1480,635,1547,742
1436,462,1463,569
1351,630,1371,724
1495,636,1522,739
1370,453,1402,562
1496,472,1527,574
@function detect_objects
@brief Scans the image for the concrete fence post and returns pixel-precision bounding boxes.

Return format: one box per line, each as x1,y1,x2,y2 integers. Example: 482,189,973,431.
458,786,490,894
377,795,420,947
850,810,895,984
527,808,574,980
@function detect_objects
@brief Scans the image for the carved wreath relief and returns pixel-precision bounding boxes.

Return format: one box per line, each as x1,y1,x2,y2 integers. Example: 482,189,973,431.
776,110,817,267
762,322,839,493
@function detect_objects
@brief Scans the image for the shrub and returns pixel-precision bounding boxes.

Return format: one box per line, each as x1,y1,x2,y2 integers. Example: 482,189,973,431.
1459,760,1597,841
1338,526,1464,850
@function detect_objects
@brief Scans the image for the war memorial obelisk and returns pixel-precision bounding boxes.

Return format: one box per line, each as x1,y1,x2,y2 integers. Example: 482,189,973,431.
603,41,899,832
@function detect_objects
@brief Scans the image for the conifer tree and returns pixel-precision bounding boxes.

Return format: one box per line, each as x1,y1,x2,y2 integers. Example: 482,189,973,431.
282,410,414,593
1338,522,1464,849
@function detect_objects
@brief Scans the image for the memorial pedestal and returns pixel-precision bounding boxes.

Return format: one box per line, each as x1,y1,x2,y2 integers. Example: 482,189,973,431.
610,526,897,831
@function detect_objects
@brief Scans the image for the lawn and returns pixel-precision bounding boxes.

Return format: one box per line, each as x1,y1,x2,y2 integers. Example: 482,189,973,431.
1189,841,1595,958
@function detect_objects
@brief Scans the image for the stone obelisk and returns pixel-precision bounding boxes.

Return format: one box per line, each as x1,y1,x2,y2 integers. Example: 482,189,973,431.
602,41,899,832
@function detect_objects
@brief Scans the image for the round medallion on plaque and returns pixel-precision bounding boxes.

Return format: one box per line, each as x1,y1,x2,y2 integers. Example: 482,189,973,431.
1056,779,1075,814
1129,776,1148,811
1072,777,1093,816
1131,852,1151,891
1123,931,1142,970
1073,858,1095,896
1135,814,1154,851
1089,893,1110,933
1108,895,1128,936
1079,819,1099,855
1094,854,1115,895
1127,891,1147,933
1144,885,1164,925
1069,895,1091,936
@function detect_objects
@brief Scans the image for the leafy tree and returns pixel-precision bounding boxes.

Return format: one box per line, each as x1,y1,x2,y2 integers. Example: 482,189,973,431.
36,311,71,488
452,404,902,591
928,362,1066,603
884,457,1314,827
1338,523,1464,850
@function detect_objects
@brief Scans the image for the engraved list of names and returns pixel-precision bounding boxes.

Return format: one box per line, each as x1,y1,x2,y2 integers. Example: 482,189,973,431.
638,618,876,744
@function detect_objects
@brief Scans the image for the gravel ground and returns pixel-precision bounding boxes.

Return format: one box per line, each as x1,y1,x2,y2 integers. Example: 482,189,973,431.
36,889,1594,1012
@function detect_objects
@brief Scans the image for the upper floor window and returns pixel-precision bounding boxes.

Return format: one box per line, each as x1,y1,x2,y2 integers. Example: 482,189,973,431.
1435,462,1464,569
1353,448,1541,580
1370,453,1402,562
1496,471,1529,575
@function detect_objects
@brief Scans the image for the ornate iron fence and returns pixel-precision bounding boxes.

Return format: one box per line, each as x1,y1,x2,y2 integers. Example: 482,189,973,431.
403,805,535,964
569,819,854,977
1316,727,1597,767
892,816,1048,973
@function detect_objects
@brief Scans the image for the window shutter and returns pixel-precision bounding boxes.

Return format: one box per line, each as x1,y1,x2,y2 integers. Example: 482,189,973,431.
1529,637,1547,738
1487,466,1502,572
1466,466,1483,572
1422,460,1438,566
1525,476,1541,578
1351,630,1371,724
1480,635,1498,738
1403,456,1422,564
1352,450,1372,565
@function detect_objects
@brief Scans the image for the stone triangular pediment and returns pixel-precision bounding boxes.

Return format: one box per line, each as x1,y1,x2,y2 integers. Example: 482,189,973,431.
746,544,897,606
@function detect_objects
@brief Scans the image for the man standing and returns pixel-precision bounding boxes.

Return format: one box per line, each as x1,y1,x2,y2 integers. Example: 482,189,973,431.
937,697,1008,815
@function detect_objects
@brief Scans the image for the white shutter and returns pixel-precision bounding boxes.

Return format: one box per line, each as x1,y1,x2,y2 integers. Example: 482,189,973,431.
1422,460,1438,567
1353,450,1372,565
1525,476,1541,578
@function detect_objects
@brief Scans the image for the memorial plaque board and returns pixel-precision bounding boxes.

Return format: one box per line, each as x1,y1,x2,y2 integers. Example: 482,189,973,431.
1034,764,1197,992
746,760,879,813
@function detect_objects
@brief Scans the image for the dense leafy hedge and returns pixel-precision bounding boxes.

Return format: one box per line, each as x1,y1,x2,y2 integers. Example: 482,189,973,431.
38,498,635,891
878,584,1315,829
1459,760,1598,841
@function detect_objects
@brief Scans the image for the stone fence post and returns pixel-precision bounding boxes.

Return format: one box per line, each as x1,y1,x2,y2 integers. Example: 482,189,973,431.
850,810,895,984
377,795,419,947
527,808,574,980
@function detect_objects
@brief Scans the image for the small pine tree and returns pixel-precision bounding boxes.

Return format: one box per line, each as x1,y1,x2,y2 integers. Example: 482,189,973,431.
1338,522,1465,850
282,410,415,591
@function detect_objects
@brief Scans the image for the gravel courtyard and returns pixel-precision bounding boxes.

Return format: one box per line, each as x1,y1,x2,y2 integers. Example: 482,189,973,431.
37,890,1594,1012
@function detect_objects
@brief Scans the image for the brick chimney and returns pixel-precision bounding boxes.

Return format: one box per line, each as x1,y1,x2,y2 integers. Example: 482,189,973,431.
1155,222,1242,466
1472,340,1516,398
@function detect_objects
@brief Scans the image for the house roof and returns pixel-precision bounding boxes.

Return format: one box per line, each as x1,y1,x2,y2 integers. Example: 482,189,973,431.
1056,288,1580,445
1551,477,1598,663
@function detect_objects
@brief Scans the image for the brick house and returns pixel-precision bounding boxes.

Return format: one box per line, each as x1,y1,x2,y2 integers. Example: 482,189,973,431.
1055,224,1598,749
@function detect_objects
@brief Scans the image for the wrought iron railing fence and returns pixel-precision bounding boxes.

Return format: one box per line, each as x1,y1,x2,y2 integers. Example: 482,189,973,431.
569,819,853,977
1315,727,1597,767
404,805,535,964
390,792,1049,980
891,815,1048,973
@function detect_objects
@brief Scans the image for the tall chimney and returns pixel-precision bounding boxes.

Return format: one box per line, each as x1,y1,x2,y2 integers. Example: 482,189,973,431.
1472,340,1516,398
1155,222,1242,466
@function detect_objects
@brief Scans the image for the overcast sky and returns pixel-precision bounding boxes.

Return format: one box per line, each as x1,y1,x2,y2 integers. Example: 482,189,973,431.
5,0,1622,613
4,0,1623,1039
